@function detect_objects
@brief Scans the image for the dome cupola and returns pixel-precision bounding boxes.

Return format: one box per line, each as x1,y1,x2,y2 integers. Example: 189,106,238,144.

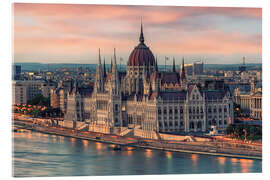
127,22,155,67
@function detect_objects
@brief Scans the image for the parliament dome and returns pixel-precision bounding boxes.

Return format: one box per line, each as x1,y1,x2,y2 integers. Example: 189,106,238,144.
127,23,155,66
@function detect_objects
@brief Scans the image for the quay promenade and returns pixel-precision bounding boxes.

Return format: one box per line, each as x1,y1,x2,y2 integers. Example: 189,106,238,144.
13,115,262,160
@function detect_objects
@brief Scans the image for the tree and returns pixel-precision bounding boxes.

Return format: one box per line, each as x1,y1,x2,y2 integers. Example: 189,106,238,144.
28,94,50,106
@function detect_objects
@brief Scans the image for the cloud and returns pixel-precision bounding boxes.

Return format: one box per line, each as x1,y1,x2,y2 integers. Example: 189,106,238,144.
13,3,262,63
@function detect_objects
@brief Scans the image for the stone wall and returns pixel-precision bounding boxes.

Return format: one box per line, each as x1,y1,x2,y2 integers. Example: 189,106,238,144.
133,129,158,139
89,123,112,134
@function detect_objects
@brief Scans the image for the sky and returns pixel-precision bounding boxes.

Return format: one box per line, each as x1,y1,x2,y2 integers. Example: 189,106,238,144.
13,3,262,65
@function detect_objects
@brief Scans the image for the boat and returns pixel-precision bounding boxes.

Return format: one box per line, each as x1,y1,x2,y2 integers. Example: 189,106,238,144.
113,145,122,151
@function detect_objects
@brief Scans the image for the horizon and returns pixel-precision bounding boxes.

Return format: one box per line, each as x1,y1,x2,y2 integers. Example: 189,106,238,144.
14,3,262,64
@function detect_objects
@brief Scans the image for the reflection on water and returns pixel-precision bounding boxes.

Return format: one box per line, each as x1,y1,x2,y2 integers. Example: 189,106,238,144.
217,157,226,166
13,130,262,177
165,151,172,160
145,149,152,158
240,159,254,173
191,154,198,165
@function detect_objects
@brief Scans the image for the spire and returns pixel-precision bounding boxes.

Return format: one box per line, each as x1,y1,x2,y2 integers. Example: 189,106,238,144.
173,57,176,72
181,57,186,80
103,57,107,78
110,57,113,72
111,48,120,95
98,48,101,65
139,18,144,44
94,48,104,93
113,48,117,65
155,55,158,71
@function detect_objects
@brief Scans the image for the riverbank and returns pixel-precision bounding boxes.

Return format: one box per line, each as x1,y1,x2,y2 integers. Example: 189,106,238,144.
13,119,262,160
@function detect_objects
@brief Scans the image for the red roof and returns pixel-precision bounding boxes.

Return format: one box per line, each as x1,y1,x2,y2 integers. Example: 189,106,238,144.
127,43,155,66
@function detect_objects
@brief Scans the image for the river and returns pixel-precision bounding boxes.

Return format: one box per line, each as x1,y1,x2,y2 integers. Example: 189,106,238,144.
13,130,262,177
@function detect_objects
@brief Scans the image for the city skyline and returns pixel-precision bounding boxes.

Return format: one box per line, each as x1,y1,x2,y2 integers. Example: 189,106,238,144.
13,3,262,64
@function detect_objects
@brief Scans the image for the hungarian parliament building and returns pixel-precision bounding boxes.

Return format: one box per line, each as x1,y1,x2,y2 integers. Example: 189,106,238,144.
53,23,234,135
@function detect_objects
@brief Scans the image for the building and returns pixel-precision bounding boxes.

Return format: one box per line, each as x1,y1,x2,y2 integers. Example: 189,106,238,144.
193,61,204,76
13,65,21,80
12,80,56,105
239,56,247,73
181,61,204,77
63,23,234,135
234,79,262,120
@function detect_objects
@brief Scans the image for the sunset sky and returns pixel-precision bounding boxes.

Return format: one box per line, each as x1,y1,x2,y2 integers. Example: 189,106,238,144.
13,3,262,64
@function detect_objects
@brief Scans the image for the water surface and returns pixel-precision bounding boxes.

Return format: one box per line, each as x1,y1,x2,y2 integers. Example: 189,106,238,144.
13,130,262,177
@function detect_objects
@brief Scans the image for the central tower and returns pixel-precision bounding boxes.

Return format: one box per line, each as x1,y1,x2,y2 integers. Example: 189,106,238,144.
124,21,156,95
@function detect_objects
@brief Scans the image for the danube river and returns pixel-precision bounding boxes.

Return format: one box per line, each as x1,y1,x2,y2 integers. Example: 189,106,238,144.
13,130,262,177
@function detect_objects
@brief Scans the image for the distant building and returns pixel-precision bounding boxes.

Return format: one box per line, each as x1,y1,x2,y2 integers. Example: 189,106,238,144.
193,61,204,76
239,56,246,73
234,79,262,120
181,61,204,77
183,64,193,76
12,80,56,105
13,65,21,80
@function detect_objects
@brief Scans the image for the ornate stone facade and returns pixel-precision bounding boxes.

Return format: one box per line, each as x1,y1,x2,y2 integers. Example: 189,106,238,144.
63,24,234,133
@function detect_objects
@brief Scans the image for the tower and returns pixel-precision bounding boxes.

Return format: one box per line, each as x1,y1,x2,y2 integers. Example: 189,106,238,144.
180,58,187,89
125,20,155,95
94,48,105,93
110,48,122,127
172,57,176,72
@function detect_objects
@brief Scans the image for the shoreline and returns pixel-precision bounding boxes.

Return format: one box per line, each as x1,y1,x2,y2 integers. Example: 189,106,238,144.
13,120,262,160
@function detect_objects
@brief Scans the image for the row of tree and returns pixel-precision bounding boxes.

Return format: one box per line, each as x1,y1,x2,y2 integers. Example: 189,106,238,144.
226,123,262,141
15,94,64,118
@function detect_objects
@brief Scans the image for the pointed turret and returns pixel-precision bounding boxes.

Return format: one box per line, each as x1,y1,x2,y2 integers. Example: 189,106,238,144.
111,48,120,95
94,48,104,93
172,57,176,72
110,57,113,72
103,57,107,78
139,18,144,44
181,57,186,81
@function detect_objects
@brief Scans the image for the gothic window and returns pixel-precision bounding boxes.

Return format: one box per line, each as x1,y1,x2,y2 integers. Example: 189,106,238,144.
193,94,195,100
158,108,161,115
197,121,202,129
180,121,184,127
213,107,217,113
115,104,118,111
180,107,183,114
224,107,227,112
212,119,217,125
190,122,194,129
193,107,195,113
169,109,173,114
219,120,222,125
164,108,167,114
169,122,173,126
197,107,199,114
174,108,178,114
196,95,199,100
208,107,212,113
200,107,203,113
219,108,222,113
189,107,192,113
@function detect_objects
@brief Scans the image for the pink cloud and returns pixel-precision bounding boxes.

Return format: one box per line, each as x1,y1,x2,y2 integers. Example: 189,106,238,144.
13,3,262,62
